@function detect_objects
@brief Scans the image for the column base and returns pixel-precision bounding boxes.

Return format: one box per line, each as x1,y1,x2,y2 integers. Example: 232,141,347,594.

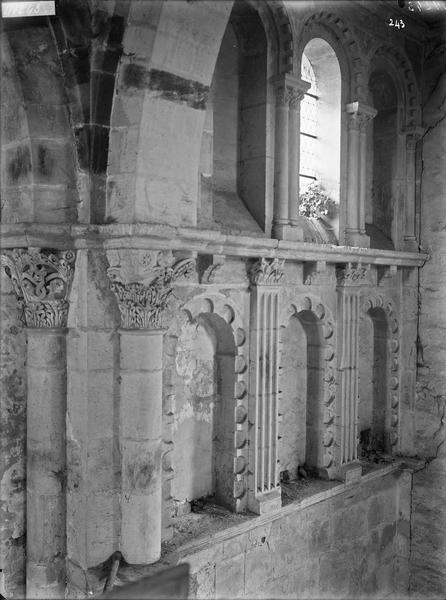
342,229,370,248
27,560,66,599
403,237,419,252
248,487,282,515
335,462,362,484
272,222,304,242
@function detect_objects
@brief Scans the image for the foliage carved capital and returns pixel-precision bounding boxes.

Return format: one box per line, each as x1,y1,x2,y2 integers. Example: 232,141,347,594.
336,262,371,287
249,257,285,286
106,250,195,329
273,73,310,108
1,248,76,328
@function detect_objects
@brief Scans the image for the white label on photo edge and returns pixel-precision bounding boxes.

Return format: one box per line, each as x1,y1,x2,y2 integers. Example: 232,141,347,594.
1,1,56,18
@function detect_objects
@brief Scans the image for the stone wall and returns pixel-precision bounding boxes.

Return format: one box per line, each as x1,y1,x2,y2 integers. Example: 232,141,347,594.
410,37,446,598
0,271,26,598
0,1,441,598
153,466,411,600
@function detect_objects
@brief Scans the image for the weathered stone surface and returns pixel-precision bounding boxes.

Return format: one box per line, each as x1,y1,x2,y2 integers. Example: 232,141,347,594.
0,1,443,598
0,274,26,598
410,44,446,598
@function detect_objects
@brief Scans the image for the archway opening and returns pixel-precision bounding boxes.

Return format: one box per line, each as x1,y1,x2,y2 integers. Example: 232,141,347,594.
358,307,388,457
300,38,341,240
198,0,267,234
367,69,398,250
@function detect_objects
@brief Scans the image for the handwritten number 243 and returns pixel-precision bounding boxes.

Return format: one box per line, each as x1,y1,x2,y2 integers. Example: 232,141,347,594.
389,18,405,29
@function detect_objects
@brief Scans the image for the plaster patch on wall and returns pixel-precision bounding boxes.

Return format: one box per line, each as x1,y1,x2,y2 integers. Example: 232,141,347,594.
175,322,217,397
174,400,215,429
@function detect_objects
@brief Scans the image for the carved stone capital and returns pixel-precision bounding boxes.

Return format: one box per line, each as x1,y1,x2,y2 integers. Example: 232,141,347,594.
289,88,306,109
272,73,310,108
336,262,371,287
1,248,75,328
275,85,294,106
106,250,195,329
404,126,425,152
346,101,377,131
249,258,285,286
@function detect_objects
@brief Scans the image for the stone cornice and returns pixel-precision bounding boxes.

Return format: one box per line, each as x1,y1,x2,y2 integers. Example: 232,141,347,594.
0,223,427,267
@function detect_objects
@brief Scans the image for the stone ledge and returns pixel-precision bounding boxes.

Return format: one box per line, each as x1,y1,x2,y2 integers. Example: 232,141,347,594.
175,462,403,558
0,223,427,267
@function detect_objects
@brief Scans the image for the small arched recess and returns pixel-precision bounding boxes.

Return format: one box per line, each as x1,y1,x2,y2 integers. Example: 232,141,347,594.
162,294,249,537
279,296,336,482
358,295,400,458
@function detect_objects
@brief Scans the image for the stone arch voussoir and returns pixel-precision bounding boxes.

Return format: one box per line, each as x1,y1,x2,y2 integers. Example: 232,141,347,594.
297,11,366,102
370,44,421,129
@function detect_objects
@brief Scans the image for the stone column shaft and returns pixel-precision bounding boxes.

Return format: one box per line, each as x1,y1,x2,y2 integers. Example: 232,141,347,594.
404,129,424,248
248,259,283,515
120,330,162,564
27,329,67,598
288,99,300,224
336,263,370,476
338,292,360,463
346,122,360,232
274,98,290,226
359,128,368,234
106,250,195,564
272,74,309,240
345,102,377,247
1,249,75,598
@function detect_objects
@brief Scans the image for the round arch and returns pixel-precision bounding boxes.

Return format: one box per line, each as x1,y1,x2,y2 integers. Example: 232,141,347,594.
368,43,421,129
295,14,365,244
295,12,365,101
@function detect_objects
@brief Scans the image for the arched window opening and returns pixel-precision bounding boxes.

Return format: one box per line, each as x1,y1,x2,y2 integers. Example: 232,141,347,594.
358,307,388,458
198,1,268,235
171,314,236,515
367,69,398,250
279,310,323,488
300,54,319,191
299,39,341,238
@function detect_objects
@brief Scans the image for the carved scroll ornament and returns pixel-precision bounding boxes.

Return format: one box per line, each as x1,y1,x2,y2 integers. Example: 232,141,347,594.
107,250,195,329
1,248,75,328
249,257,285,286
